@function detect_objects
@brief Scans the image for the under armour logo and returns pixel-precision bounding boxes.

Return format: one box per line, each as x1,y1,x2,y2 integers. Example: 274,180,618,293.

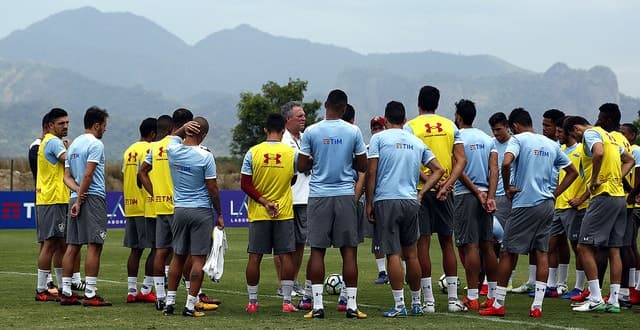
128,152,138,162
263,153,282,164
425,122,443,133
158,147,165,157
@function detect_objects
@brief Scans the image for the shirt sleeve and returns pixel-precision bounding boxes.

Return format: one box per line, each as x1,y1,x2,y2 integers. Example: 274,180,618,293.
144,145,153,165
452,125,463,144
353,128,366,155
583,129,602,157
489,139,498,153
367,135,380,159
204,153,217,179
87,140,104,163
403,124,414,135
633,147,640,167
504,136,521,158
422,145,436,166
554,144,571,169
240,150,253,175
45,138,66,164
299,130,312,156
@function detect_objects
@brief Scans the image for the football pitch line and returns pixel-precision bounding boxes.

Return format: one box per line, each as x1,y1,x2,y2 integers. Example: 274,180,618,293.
2,270,584,330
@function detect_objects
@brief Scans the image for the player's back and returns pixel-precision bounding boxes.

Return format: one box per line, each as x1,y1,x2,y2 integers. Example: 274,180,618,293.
66,133,105,198
167,138,215,208
454,128,495,194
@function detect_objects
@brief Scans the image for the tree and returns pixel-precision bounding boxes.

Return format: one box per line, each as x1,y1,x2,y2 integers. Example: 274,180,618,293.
230,78,322,156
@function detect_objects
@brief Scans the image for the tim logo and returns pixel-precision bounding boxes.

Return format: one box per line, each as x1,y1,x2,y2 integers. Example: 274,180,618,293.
425,122,443,133
263,153,282,164
173,164,191,172
395,143,414,150
1,202,21,219
69,153,79,160
533,149,550,157
469,143,485,151
322,138,343,145
127,152,138,162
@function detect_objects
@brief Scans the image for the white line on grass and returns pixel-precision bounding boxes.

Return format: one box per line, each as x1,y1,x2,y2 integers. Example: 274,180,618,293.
2,271,585,330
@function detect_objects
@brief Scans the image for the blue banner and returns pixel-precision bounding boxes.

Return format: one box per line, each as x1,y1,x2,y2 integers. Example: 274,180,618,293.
0,191,249,229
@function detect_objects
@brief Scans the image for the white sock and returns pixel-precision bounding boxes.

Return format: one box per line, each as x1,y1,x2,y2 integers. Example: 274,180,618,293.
411,290,421,306
629,268,636,288
72,272,82,284
421,277,434,303
154,276,166,299
402,261,407,275
47,272,53,284
247,284,258,303
482,276,488,284
588,279,602,302
345,287,357,310
141,275,153,294
281,280,293,303
493,286,507,308
186,294,197,311
636,271,640,291
166,290,176,306
312,284,324,310
527,265,537,285
558,264,569,286
445,276,458,301
304,279,312,300
85,276,97,298
184,280,191,294
54,268,63,288
547,267,557,287
620,287,630,300
338,284,347,302
609,284,620,305
37,269,50,293
575,270,586,290
164,266,170,279
532,281,546,309
392,289,405,310
376,258,386,273
488,281,497,299
62,277,72,297
127,276,137,295
467,288,479,300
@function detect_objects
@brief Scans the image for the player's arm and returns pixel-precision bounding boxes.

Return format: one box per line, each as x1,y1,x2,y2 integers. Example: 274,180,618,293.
437,143,466,200
353,153,367,173
138,161,153,196
173,121,200,139
355,171,366,201
589,141,604,191
69,162,97,217
297,154,312,173
485,151,499,213
501,152,519,200
240,174,279,218
621,149,635,178
420,158,444,201
365,157,378,223
206,178,224,229
63,167,80,194
553,163,578,198
460,172,484,202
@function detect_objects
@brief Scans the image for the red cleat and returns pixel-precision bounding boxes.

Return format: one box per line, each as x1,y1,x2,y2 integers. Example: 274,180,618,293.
462,296,479,310
35,290,60,302
245,302,259,313
529,307,542,318
571,289,590,302
136,291,157,303
630,288,640,305
479,305,505,317
480,297,495,309
479,284,488,296
126,294,137,303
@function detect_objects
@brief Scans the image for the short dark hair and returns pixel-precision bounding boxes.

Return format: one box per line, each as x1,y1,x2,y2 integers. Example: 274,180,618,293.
599,103,621,126
342,104,355,123
555,116,567,128
455,99,476,125
47,108,68,123
622,123,638,136
265,113,286,132
325,89,348,109
543,109,565,122
508,108,532,127
83,106,108,129
156,115,172,136
41,113,50,129
418,85,440,112
193,116,209,136
384,101,405,125
562,116,590,134
139,117,157,138
172,108,193,128
488,112,508,127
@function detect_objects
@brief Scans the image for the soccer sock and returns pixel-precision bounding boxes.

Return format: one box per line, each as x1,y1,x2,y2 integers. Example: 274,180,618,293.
411,290,421,306
445,276,458,301
392,289,405,310
62,277,72,297
141,275,153,294
483,276,488,285
184,280,191,295
338,284,347,302
488,281,497,299
421,277,434,303
376,258,386,273
186,294,197,311
532,281,546,309
72,272,81,284
609,284,620,305
166,290,176,306
547,267,557,287
127,276,137,295
345,287,357,310
47,272,54,284
312,284,324,310
527,265,537,285
467,288,479,300
304,279,312,300
37,269,50,293
588,279,602,302
636,271,640,291
402,261,407,275
247,285,258,303
620,288,630,301
164,266,170,279
154,276,166,299
558,264,569,286
54,268,63,288
85,276,97,298
575,270,586,290
629,268,636,288
493,286,507,308
281,280,294,304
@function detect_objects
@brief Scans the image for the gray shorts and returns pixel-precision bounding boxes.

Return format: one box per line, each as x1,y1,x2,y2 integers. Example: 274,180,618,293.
307,196,359,248
494,195,512,228
550,210,566,236
579,195,626,248
36,204,67,242
66,195,107,245
155,214,173,249
124,216,155,249
247,219,295,254
502,199,554,254
453,193,493,246
419,191,454,236
170,207,213,256
553,208,585,242
293,205,308,244
623,208,635,246
373,199,420,255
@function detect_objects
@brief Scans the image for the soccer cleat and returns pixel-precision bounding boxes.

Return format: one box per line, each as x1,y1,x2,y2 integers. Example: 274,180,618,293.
346,308,367,319
480,297,495,309
245,302,259,313
183,307,205,317
529,287,558,298
198,293,222,305
422,301,436,313
293,281,305,297
462,296,479,310
195,301,218,311
304,308,324,319
529,307,542,318
383,306,407,317
511,282,535,294
82,295,112,307
561,288,583,299
46,281,59,296
374,271,389,285
410,304,424,316
629,288,640,305
136,291,157,303
572,300,605,312
571,289,590,302
71,280,86,292
448,300,468,312
336,299,347,312
557,284,568,295
282,303,298,312
155,298,166,311
59,294,81,306
479,283,488,296
605,303,621,313
619,299,632,309
126,294,137,303
297,297,313,310
479,304,505,316
35,290,60,302
163,304,175,316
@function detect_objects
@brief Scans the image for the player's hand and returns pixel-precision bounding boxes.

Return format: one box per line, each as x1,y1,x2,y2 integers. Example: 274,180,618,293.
484,198,496,213
475,191,487,205
436,185,449,201
264,201,279,218
589,179,602,192
184,121,201,136
216,214,224,230
69,201,81,218
568,197,582,208
505,185,521,201
366,204,375,224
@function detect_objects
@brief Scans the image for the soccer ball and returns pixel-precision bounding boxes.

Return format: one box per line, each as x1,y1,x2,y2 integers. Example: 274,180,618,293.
437,274,460,294
324,274,343,295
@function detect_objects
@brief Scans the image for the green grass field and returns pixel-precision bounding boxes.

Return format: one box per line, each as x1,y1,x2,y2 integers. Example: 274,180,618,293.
1,228,637,329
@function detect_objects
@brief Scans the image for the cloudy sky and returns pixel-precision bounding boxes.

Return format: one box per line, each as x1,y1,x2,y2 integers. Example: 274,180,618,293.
1,0,639,96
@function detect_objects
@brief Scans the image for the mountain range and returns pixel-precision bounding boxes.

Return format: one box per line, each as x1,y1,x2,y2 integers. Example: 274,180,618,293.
0,6,638,159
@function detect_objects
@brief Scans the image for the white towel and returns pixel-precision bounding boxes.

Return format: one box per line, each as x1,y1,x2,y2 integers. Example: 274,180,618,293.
203,227,228,282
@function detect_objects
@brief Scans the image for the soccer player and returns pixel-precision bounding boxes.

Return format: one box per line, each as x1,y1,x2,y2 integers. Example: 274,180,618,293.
451,100,499,311
60,106,112,306
366,101,444,317
122,117,158,303
621,123,640,304
241,113,298,313
162,116,224,317
298,89,368,319
404,85,467,312
369,116,390,285
34,108,70,302
479,108,577,317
